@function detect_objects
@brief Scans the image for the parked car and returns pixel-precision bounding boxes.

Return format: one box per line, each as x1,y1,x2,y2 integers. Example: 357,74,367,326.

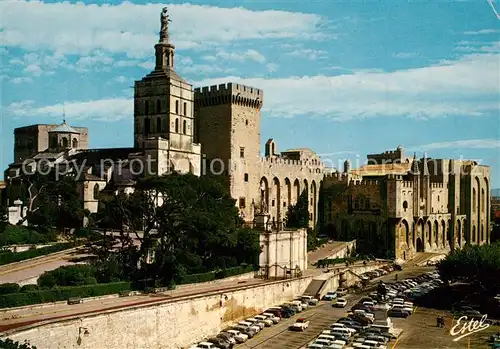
226,329,248,343
333,298,347,308
254,315,273,326
189,342,218,349
323,291,338,301
216,332,236,346
337,288,348,296
302,295,319,305
261,312,280,324
389,308,410,318
233,325,256,338
291,318,309,331
207,337,232,349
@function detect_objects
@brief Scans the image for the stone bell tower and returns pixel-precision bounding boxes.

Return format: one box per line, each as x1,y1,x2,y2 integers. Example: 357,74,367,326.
133,7,201,176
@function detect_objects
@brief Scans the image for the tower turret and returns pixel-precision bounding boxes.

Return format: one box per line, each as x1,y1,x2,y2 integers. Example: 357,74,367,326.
343,159,351,173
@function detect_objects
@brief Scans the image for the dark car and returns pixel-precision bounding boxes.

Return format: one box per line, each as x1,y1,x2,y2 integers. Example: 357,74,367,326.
389,309,409,318
207,337,232,349
217,333,235,347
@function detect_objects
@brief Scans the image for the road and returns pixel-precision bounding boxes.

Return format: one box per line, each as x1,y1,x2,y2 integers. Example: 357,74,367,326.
0,248,86,285
238,266,434,349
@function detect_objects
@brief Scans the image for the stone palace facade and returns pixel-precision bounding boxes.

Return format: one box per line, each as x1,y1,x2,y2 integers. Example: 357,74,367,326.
4,10,491,261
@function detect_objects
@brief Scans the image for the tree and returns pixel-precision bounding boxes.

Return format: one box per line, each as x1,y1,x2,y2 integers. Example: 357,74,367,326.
438,242,500,294
0,339,37,349
286,190,309,228
0,204,7,233
95,173,261,287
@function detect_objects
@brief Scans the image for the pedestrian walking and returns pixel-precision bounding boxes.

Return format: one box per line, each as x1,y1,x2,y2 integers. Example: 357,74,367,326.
441,316,445,327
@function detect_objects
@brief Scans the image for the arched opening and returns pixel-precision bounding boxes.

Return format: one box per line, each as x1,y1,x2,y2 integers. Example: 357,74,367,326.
272,177,281,224
144,100,149,115
434,221,439,246
426,220,432,246
416,237,424,252
447,219,452,248
473,188,477,212
50,137,58,149
93,184,100,200
144,119,151,135
72,138,78,148
284,178,291,208
156,99,161,113
472,225,476,242
183,102,187,116
183,120,187,134
156,117,162,132
293,179,300,204
259,177,269,213
481,188,485,213
175,118,179,133
441,220,446,247
403,200,408,212
402,219,410,246
175,100,179,114
311,180,317,225
61,137,68,148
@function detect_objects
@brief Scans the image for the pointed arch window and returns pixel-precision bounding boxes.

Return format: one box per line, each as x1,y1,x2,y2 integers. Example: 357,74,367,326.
72,138,78,148
175,118,179,133
93,184,100,200
175,100,179,114
183,102,187,116
156,117,162,132
183,120,187,134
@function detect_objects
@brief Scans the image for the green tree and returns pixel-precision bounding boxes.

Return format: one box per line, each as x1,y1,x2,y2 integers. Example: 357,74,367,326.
286,190,309,228
0,204,8,233
438,242,500,294
0,339,37,349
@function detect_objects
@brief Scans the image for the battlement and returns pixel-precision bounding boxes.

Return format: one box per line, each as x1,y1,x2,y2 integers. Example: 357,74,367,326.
402,181,413,188
194,82,263,109
431,182,444,188
387,174,403,180
349,179,380,186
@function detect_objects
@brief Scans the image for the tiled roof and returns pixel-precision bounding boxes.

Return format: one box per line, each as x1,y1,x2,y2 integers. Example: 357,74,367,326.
49,122,79,134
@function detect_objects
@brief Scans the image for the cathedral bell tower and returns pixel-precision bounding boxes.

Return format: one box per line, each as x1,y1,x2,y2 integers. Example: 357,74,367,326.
132,8,201,176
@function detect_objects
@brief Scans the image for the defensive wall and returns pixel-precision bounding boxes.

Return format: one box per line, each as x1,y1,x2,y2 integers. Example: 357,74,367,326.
2,276,313,349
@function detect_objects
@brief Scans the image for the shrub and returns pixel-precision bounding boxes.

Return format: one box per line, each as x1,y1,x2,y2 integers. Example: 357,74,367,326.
20,284,39,292
0,242,79,266
0,339,37,349
0,282,131,308
0,225,57,247
0,283,20,295
37,265,96,288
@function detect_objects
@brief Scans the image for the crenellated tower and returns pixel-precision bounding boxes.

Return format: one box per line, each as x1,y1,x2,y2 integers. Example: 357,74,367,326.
410,153,420,216
421,154,431,216
194,83,263,221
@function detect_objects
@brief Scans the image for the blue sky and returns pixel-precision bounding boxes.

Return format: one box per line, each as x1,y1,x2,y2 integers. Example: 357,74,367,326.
1,0,499,187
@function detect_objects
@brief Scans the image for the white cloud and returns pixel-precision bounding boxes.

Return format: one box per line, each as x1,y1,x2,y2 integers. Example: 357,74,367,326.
393,52,417,59
138,61,155,70
113,76,128,83
0,1,326,58
464,29,499,35
203,49,266,63
23,64,43,77
413,139,500,150
10,77,33,84
285,49,327,60
5,52,499,122
7,99,131,122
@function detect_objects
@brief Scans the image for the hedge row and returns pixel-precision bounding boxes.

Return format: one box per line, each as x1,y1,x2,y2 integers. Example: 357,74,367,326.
179,264,258,285
315,256,360,267
0,281,131,308
0,242,80,266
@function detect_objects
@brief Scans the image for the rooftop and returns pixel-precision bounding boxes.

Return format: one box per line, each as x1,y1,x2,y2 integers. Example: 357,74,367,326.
49,122,79,134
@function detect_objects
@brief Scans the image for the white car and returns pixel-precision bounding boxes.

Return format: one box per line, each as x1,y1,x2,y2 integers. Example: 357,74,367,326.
392,304,413,314
226,329,248,343
190,342,219,349
262,312,280,324
245,318,265,329
302,295,319,305
254,315,273,326
323,291,338,300
333,298,347,308
291,318,309,331
238,321,260,333
331,324,356,334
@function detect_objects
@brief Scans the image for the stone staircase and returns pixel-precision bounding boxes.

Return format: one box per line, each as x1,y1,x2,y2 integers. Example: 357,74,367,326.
302,279,327,298
405,252,443,267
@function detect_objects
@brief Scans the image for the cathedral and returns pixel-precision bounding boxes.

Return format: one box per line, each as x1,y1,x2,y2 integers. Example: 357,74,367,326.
4,9,491,261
